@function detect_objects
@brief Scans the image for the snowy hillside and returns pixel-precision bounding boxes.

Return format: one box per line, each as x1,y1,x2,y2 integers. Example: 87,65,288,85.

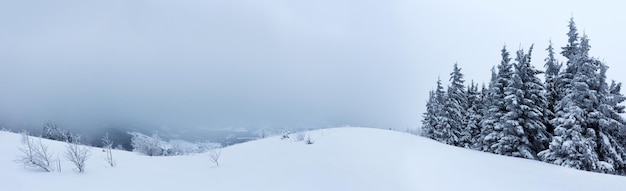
2,127,626,191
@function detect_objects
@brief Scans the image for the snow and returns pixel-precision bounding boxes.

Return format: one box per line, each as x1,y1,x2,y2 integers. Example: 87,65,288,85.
2,127,626,191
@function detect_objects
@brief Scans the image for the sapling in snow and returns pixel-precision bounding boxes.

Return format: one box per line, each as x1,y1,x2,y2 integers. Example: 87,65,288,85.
64,133,90,173
209,147,221,166
15,131,54,172
102,133,115,167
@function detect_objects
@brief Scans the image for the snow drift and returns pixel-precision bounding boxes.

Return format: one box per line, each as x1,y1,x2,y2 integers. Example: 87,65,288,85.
1,127,625,191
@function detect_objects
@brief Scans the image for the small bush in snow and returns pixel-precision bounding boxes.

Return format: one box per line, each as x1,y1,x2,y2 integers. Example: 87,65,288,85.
281,131,290,140
102,133,115,167
15,131,54,172
209,147,221,166
64,134,90,173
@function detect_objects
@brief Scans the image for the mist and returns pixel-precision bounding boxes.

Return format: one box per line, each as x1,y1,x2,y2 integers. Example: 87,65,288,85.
1,0,625,135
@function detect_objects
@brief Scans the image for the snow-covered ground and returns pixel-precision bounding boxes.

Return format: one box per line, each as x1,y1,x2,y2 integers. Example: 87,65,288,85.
2,127,626,191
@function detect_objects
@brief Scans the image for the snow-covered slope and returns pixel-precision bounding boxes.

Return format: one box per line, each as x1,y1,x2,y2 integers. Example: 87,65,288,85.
1,127,625,191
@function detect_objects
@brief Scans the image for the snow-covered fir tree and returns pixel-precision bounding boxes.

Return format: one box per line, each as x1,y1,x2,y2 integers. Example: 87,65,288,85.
430,77,453,144
474,67,498,150
607,80,626,170
419,16,626,176
422,77,449,141
512,46,551,158
465,81,483,149
539,29,606,172
420,77,454,144
596,62,626,174
489,48,527,157
479,46,513,152
544,41,561,134
609,81,626,114
484,46,550,159
554,17,580,100
444,63,469,147
421,90,437,139
517,46,552,156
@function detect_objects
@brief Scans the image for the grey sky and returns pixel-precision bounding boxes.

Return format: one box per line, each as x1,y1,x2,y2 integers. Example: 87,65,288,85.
0,0,624,131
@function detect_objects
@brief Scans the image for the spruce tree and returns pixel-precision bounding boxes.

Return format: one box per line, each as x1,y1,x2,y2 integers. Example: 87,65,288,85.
440,63,469,147
422,77,446,140
539,26,602,172
421,90,437,139
555,17,580,100
491,51,526,157
416,16,626,176
608,80,626,173
596,62,626,174
512,46,551,158
479,46,513,152
431,77,456,144
485,46,550,159
544,41,561,134
465,81,483,149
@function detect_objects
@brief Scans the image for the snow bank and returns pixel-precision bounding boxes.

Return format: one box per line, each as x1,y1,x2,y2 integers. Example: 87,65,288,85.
1,127,625,191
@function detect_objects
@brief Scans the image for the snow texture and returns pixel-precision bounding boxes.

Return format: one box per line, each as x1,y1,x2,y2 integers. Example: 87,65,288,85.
3,127,626,191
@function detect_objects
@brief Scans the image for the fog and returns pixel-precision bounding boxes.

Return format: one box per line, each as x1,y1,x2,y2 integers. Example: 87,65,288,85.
0,0,624,133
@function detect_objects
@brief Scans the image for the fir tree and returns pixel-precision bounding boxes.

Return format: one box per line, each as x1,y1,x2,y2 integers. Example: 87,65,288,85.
430,77,455,144
416,16,626,176
513,46,551,158
596,62,626,174
428,64,469,147
465,81,483,149
445,63,469,147
421,90,437,139
540,26,603,172
544,41,561,134
485,46,550,159
491,51,526,157
555,17,580,100
562,17,580,62
422,78,445,140
480,46,513,152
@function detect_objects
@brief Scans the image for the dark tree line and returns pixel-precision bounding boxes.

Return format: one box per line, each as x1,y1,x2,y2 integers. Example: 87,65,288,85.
421,17,626,175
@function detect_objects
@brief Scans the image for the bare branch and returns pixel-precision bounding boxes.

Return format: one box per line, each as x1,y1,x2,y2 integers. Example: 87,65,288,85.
209,147,221,166
64,134,90,173
102,133,115,167
15,132,54,172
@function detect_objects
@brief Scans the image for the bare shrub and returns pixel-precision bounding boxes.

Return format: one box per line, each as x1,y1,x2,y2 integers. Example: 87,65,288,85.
15,132,54,172
102,133,115,167
64,134,90,173
281,131,290,140
209,147,221,166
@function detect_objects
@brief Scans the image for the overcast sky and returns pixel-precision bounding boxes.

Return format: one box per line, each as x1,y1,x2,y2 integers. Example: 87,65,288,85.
0,0,624,131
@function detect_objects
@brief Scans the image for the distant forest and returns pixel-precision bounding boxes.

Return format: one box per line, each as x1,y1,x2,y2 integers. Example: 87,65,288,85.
421,17,626,175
